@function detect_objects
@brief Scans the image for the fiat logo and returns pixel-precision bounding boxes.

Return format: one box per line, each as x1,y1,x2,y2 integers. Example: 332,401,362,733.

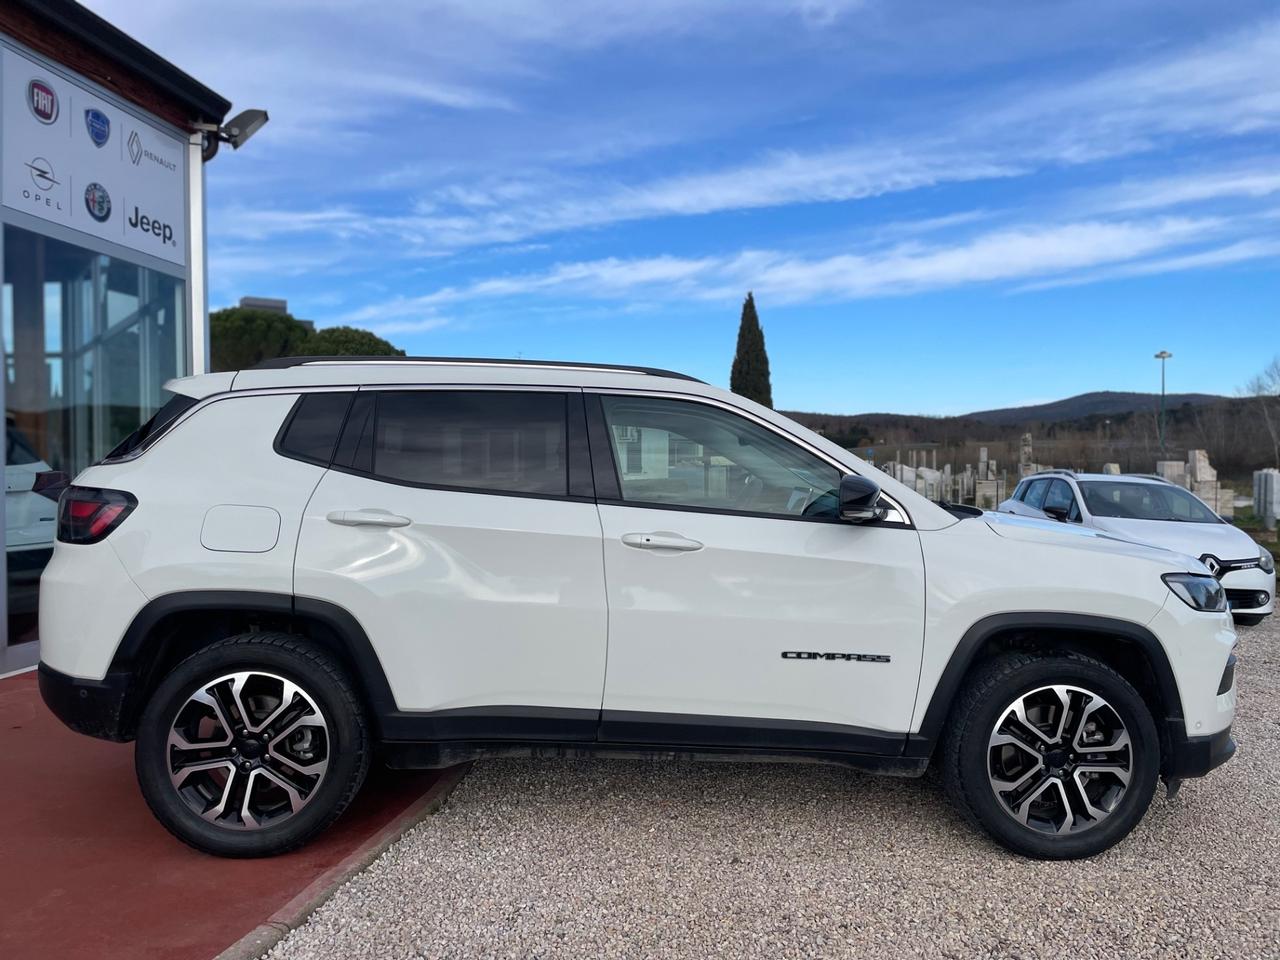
27,79,59,124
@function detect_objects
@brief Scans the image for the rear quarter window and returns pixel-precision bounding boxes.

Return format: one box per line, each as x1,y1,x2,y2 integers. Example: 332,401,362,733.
276,392,355,465
101,393,199,462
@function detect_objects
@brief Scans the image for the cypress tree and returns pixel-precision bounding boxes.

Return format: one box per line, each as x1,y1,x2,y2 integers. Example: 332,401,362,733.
730,292,773,408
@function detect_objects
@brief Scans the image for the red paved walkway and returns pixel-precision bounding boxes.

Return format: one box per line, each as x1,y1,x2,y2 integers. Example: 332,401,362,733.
0,671,439,960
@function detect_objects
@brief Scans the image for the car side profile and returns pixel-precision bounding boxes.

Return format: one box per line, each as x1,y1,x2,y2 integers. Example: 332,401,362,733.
38,358,1237,860
998,471,1274,626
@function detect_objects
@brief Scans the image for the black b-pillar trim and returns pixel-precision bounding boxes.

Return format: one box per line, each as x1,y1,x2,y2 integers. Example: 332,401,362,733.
583,393,622,500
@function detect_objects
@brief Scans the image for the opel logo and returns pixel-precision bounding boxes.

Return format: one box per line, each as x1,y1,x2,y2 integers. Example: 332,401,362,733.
26,157,58,191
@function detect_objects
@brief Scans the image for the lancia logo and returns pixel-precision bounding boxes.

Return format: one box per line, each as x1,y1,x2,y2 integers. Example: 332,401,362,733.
84,183,112,223
27,79,58,124
1200,555,1222,578
85,109,111,147
26,157,58,191
128,130,143,165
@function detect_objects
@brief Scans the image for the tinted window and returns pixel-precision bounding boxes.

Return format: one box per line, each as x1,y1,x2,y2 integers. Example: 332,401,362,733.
600,395,842,517
102,392,198,461
278,392,354,464
1044,479,1081,521
1023,478,1051,509
1080,481,1221,523
373,391,567,496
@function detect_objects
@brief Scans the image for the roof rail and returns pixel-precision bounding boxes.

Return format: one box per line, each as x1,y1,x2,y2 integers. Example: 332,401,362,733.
1126,473,1175,484
1029,468,1076,478
250,356,705,383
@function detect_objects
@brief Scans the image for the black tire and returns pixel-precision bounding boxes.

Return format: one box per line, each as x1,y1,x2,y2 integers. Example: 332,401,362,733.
940,651,1159,860
135,633,370,857
1233,614,1266,627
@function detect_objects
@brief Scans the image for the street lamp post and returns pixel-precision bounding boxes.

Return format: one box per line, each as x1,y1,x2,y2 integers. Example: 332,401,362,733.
1155,350,1172,457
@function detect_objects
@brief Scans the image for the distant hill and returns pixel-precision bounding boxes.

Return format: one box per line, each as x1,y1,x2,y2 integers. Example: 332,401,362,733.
782,390,1233,453
962,391,1227,426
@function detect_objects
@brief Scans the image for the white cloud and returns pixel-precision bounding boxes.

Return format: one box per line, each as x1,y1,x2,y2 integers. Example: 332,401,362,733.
1082,165,1280,213
1017,237,1280,291
197,14,1280,258
337,214,1235,320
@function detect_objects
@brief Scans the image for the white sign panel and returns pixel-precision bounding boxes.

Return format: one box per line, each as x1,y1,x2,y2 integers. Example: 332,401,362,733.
1,47,187,267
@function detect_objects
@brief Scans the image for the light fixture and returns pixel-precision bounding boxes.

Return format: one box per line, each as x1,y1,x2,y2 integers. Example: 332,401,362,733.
195,109,270,162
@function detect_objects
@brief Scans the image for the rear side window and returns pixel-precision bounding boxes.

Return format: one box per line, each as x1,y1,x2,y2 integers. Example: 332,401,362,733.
371,391,568,496
276,392,354,465
102,392,199,462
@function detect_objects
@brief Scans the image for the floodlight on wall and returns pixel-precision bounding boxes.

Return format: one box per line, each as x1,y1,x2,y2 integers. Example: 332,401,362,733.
195,109,269,161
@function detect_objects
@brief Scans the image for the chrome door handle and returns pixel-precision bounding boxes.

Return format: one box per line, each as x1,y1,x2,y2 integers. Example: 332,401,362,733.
326,509,412,528
621,532,704,552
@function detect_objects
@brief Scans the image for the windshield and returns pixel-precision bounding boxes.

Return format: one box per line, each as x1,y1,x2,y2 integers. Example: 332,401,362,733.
1079,481,1222,523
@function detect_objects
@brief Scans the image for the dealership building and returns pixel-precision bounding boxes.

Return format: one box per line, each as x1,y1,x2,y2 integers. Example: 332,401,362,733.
0,1,239,673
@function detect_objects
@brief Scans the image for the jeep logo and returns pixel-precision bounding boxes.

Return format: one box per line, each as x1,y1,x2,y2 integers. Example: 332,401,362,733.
127,206,176,246
781,651,891,663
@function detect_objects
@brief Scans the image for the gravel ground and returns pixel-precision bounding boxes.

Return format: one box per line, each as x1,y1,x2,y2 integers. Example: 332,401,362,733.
268,622,1280,960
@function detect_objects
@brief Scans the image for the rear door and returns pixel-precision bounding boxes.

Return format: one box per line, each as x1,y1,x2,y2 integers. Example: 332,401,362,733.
588,392,926,754
292,387,607,740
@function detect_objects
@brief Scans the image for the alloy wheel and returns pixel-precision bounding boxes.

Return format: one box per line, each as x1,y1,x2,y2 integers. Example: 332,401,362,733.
165,671,330,830
987,684,1133,835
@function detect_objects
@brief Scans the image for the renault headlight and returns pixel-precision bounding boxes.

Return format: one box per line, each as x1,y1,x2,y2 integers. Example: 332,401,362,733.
1259,545,1275,575
1163,573,1228,612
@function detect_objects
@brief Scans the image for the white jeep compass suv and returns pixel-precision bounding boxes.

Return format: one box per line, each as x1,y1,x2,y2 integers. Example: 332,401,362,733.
38,358,1237,860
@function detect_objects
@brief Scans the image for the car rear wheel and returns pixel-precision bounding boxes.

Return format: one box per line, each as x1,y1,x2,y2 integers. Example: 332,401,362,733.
940,651,1159,860
135,633,369,857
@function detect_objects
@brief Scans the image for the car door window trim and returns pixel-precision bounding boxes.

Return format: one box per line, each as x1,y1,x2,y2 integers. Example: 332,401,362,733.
584,389,912,529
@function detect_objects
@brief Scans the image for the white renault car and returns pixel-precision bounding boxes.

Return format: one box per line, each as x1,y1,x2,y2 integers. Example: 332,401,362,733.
38,358,1236,861
999,471,1274,626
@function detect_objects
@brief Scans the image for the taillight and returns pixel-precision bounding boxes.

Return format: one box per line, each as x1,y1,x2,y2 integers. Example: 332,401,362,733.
57,486,137,544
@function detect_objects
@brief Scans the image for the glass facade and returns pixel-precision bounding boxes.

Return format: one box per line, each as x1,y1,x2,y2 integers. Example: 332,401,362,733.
3,224,186,651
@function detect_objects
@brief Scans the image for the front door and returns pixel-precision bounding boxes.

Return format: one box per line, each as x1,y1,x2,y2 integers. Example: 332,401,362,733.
294,387,607,740
590,393,926,755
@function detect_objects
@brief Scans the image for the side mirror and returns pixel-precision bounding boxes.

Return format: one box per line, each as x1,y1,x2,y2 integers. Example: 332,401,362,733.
1042,505,1069,523
839,474,886,523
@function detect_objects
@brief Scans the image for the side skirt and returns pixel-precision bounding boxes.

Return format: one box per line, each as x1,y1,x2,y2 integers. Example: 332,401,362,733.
380,740,929,778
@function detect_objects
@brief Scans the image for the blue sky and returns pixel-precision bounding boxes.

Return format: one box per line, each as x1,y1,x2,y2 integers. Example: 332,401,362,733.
85,1,1280,414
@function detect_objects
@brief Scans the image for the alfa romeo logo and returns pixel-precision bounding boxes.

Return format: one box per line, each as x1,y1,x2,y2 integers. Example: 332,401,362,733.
27,79,58,124
84,183,112,223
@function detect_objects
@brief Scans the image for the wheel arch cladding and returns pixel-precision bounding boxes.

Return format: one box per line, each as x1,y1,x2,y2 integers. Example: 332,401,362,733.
906,612,1182,759
111,591,398,739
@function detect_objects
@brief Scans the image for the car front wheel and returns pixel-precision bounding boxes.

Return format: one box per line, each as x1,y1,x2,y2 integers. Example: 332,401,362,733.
135,633,369,857
941,651,1159,860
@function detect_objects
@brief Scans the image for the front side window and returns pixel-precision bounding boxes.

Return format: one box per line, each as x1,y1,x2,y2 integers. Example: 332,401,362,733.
372,391,568,496
1043,479,1081,522
599,395,842,518
1023,478,1051,509
1080,481,1222,523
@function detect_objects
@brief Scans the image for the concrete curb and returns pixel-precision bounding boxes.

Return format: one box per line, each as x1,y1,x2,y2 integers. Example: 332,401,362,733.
214,763,471,960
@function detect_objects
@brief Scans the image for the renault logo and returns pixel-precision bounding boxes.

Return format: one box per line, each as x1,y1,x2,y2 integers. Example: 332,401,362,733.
1200,555,1222,578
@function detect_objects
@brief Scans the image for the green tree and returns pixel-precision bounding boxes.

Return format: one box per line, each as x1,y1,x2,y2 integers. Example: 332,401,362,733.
729,291,773,408
306,325,405,358
209,307,312,372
